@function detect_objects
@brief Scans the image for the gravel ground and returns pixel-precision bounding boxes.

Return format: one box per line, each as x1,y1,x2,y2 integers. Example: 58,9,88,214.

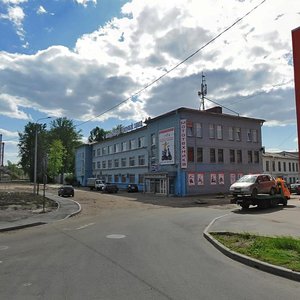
0,182,235,221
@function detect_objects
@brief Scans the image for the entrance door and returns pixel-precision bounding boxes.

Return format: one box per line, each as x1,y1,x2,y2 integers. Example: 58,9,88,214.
159,179,167,194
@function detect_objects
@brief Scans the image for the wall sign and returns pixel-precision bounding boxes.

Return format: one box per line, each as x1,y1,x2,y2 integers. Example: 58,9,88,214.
159,127,175,165
180,120,187,168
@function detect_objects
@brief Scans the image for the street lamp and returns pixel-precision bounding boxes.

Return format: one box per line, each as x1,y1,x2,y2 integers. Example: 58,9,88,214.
33,117,51,195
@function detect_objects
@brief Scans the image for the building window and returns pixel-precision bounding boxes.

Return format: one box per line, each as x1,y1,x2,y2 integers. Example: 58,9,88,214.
121,141,126,152
247,129,252,142
187,121,193,136
97,161,101,169
272,161,276,172
114,143,120,153
289,162,291,172
138,155,145,165
235,128,241,141
216,125,223,140
209,124,215,139
292,163,295,172
129,174,135,183
195,123,202,138
229,127,234,140
252,130,258,142
93,150,96,157
129,156,135,166
102,147,107,155
218,149,224,163
237,150,242,163
108,145,113,154
102,161,106,169
121,175,126,183
296,163,299,172
196,147,203,163
248,151,252,163
266,161,270,172
97,148,101,156
151,133,156,146
114,159,119,168
278,161,281,172
254,151,259,163
210,148,216,163
188,147,194,162
129,139,136,150
138,136,145,148
114,174,119,183
108,175,112,182
121,158,127,167
138,174,144,184
283,162,286,172
107,160,112,168
230,149,235,163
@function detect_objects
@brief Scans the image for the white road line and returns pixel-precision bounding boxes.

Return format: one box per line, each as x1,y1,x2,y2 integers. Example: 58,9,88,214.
76,223,95,230
106,234,126,239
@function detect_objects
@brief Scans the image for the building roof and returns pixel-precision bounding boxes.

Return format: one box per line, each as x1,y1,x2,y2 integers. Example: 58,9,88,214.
144,106,265,124
263,151,299,159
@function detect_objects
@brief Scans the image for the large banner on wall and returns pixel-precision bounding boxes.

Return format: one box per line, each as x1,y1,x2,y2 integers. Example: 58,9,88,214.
292,27,300,162
180,120,187,168
159,127,175,165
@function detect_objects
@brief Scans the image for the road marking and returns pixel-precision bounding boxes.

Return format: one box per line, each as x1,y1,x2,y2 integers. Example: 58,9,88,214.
106,234,126,239
76,223,95,230
0,246,9,251
23,283,32,287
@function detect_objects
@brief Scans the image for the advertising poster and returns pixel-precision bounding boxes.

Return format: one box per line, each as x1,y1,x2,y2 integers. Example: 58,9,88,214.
197,173,204,185
180,120,187,168
188,173,195,186
159,127,175,165
218,173,224,185
210,173,217,185
230,173,236,184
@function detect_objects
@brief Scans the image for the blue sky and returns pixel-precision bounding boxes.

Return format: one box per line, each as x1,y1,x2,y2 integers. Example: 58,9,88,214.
0,0,299,164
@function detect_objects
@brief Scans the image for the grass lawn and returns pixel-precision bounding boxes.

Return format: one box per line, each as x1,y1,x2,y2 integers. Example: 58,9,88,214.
211,232,300,272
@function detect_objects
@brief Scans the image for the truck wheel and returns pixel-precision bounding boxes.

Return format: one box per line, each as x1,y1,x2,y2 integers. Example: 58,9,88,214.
241,203,250,209
282,198,288,206
270,187,276,196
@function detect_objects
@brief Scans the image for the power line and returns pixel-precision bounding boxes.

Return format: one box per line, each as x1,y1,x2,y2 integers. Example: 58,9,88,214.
75,0,267,127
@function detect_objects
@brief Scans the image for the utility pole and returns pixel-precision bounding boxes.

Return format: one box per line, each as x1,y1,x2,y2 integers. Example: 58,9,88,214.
198,72,207,110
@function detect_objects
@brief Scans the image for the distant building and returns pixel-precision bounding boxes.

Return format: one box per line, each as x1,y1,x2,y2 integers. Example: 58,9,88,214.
75,106,265,196
262,151,299,183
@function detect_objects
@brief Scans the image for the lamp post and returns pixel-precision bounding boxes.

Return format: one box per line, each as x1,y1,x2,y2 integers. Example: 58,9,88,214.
33,117,51,195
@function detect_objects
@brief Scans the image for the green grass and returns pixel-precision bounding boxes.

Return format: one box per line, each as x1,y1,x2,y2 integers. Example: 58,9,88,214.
211,232,300,272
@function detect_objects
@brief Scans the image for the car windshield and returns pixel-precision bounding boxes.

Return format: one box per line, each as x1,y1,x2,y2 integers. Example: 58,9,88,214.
237,175,257,183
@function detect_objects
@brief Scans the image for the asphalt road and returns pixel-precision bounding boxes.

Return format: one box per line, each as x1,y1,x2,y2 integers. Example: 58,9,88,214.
1,205,300,300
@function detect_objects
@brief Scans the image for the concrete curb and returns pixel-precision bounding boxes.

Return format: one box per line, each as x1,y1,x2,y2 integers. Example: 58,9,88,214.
203,214,300,282
63,200,82,219
0,222,46,232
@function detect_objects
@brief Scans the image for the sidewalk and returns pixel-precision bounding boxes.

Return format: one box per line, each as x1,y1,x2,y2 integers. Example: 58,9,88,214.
0,192,81,232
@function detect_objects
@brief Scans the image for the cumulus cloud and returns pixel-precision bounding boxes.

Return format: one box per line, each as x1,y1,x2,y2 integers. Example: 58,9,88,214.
0,0,299,131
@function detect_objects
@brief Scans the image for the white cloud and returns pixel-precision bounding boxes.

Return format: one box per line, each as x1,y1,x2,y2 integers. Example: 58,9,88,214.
0,0,299,131
37,5,47,15
74,0,97,7
0,128,18,138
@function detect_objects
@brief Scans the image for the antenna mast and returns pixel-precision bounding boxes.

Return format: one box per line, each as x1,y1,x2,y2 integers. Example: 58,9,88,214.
198,72,207,110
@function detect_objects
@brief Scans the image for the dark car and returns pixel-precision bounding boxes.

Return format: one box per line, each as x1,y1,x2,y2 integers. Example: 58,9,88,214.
127,184,139,192
290,183,300,194
102,183,118,193
58,185,74,197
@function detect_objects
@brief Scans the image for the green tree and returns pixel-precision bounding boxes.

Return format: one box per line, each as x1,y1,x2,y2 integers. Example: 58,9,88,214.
47,140,66,179
49,118,82,175
88,126,107,143
18,122,49,181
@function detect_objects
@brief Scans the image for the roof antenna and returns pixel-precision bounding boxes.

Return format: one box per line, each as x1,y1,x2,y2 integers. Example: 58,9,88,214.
198,72,207,110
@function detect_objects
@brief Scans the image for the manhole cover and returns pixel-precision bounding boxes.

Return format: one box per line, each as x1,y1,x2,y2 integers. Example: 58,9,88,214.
106,234,126,239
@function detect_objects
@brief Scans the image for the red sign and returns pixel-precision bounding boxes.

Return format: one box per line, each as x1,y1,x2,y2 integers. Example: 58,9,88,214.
292,27,300,164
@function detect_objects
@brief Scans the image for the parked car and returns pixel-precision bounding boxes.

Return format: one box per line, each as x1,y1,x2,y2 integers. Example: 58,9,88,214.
127,184,139,192
58,185,74,197
229,174,277,198
102,183,118,193
290,183,300,194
